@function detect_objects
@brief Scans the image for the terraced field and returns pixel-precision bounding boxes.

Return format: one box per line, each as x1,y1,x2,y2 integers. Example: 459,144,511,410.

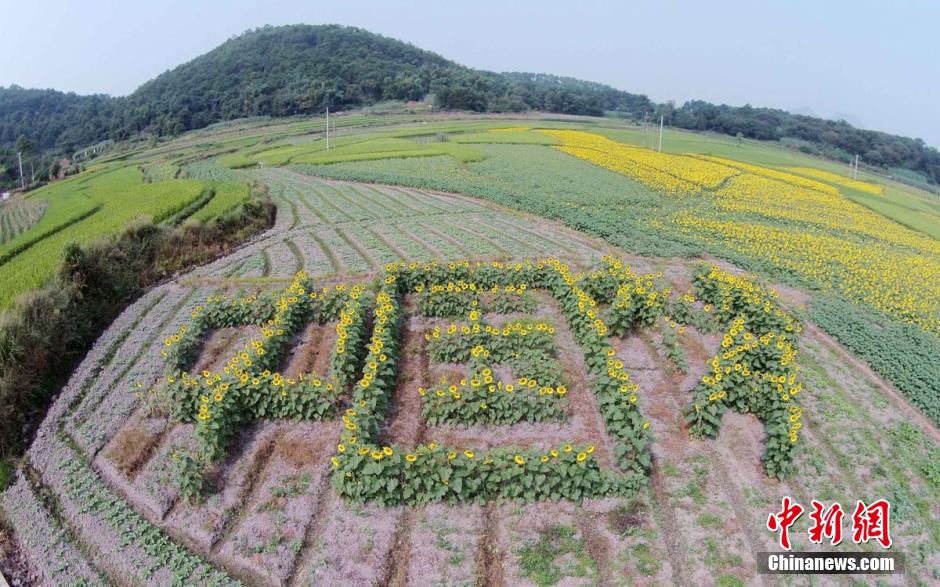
3,166,937,586
0,199,47,244
0,165,245,306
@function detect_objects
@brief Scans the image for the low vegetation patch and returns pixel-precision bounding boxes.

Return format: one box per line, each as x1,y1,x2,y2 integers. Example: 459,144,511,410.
810,295,940,426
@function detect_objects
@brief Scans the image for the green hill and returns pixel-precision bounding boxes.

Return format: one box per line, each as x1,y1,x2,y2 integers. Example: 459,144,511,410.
1,24,938,187
0,25,650,155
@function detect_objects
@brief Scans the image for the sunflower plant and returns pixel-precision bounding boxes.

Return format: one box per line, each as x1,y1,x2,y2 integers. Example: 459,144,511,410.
426,317,556,364
416,281,479,317
485,284,536,314
420,362,567,426
687,265,803,479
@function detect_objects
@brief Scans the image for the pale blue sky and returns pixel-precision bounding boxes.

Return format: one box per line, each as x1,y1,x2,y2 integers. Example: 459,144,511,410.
1,0,937,146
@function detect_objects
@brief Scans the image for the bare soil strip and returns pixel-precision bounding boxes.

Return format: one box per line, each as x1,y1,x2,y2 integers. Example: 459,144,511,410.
575,510,613,586
280,322,336,378
216,423,337,585
100,414,168,481
210,428,286,556
285,487,335,587
617,333,693,586
309,231,342,273
648,453,691,586
477,502,506,587
640,332,766,586
282,462,336,587
382,308,430,447
383,508,418,587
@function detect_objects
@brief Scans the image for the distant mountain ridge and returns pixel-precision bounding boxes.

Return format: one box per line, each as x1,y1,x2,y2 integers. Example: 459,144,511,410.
0,23,937,186
0,25,651,154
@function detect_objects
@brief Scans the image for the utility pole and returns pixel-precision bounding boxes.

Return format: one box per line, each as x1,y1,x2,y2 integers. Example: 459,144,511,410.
326,107,330,151
17,151,24,189
641,113,647,148
853,154,859,180
658,115,664,152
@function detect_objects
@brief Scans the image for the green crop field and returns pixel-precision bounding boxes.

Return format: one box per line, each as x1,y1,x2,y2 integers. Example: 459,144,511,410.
1,112,938,587
0,161,260,306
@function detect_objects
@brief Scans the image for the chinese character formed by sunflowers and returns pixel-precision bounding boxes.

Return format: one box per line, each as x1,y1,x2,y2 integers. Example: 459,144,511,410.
161,272,371,498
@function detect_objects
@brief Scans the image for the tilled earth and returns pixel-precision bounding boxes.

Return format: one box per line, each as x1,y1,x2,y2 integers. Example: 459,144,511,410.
1,173,936,586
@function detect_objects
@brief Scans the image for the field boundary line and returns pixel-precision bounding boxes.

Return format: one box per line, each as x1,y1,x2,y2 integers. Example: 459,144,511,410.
365,224,410,261
309,231,343,273
381,507,417,587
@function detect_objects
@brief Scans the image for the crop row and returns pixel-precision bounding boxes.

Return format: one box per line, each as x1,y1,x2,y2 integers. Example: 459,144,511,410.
423,309,565,426
225,135,486,169
809,295,940,426
268,165,614,269
34,433,239,586
140,160,180,182
0,275,243,586
190,182,252,222
543,130,940,335
420,363,568,426
542,130,738,195
783,166,884,195
265,169,476,225
692,155,839,195
0,474,102,585
0,166,207,306
66,288,197,455
183,159,248,183
416,281,535,317
298,143,694,259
